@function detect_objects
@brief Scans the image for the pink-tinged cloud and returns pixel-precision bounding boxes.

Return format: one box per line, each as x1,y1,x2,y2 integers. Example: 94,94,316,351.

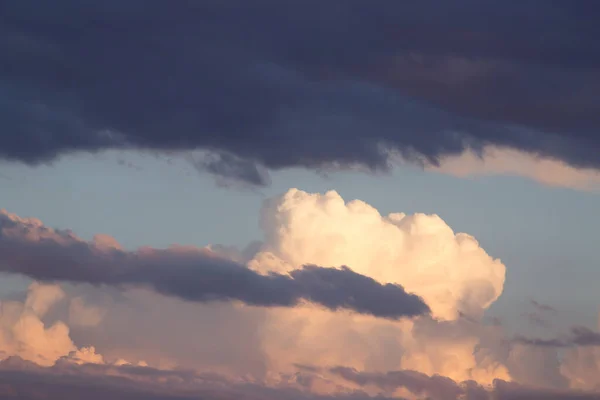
429,146,600,191
0,357,599,400
251,189,506,321
2,189,598,395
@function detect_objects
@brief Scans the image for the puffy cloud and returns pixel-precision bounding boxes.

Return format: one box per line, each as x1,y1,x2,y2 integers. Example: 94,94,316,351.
0,283,75,366
7,189,600,393
0,209,430,320
243,189,508,384
23,282,65,318
1,189,511,386
0,283,161,374
252,188,505,320
63,346,104,365
1,2,599,184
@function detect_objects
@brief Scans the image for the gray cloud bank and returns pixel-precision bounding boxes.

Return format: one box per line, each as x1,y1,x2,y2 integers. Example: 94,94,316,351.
0,210,429,319
1,357,599,400
330,366,600,400
1,1,599,184
0,357,382,400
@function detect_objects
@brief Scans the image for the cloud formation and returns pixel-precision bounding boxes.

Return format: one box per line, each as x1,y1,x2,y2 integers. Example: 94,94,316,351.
251,189,505,321
0,189,510,385
239,189,509,385
515,326,600,348
0,209,429,319
1,2,599,184
0,283,75,366
0,189,599,395
0,357,599,400
330,366,600,400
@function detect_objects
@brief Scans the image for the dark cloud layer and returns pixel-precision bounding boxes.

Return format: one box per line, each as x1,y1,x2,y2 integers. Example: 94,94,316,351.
0,357,383,400
0,210,429,319
1,1,599,183
330,366,600,400
331,366,468,400
1,357,597,400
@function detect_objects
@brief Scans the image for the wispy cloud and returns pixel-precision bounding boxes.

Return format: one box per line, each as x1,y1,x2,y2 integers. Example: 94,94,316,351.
514,326,600,348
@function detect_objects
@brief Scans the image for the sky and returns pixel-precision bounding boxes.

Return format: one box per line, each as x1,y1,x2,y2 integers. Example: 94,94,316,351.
0,1,599,399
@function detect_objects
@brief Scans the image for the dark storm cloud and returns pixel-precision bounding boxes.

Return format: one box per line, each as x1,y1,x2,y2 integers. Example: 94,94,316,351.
0,210,429,319
1,1,599,183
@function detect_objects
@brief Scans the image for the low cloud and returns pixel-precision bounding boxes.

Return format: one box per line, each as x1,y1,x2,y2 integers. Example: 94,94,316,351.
330,366,600,400
0,358,598,400
0,358,385,400
0,210,429,320
2,189,598,393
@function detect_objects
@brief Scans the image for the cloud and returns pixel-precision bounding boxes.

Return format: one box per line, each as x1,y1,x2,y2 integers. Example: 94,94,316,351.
0,357,598,400
64,283,512,387
251,188,505,321
330,366,600,400
68,296,106,328
0,283,75,366
512,314,600,391
0,209,430,320
4,189,599,392
241,189,509,384
514,326,600,348
561,344,600,391
61,285,268,376
0,189,511,385
1,2,599,184
430,146,600,191
331,366,466,400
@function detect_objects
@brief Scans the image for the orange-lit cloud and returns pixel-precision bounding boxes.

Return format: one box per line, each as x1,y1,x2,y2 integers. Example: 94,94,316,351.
0,189,597,396
430,146,600,191
0,283,75,366
246,189,508,385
